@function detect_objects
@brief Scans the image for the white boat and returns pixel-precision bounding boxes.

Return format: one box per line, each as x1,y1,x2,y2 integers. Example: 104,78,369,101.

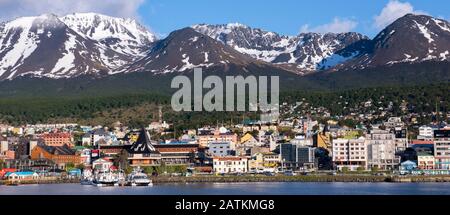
80,169,94,185
126,168,152,186
93,170,119,187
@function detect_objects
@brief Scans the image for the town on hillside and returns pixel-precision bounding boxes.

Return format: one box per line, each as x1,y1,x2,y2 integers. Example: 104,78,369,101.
0,106,449,184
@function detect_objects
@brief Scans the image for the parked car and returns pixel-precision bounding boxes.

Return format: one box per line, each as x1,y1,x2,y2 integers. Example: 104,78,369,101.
283,170,295,176
264,172,275,176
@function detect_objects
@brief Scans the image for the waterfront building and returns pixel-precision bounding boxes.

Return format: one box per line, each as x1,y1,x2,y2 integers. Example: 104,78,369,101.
434,129,450,170
366,129,400,170
99,145,127,160
399,160,418,174
248,152,280,172
417,152,435,170
4,171,39,180
332,137,368,171
127,129,161,166
154,143,203,166
213,156,248,173
0,168,17,179
40,132,73,147
30,144,80,169
280,143,316,170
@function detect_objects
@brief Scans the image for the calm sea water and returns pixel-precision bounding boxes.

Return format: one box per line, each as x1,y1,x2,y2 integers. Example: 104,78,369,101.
1,182,450,195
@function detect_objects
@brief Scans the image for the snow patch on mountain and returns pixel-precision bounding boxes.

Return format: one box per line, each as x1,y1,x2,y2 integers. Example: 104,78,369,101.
62,13,156,57
192,24,367,71
414,20,434,43
0,16,39,79
49,33,76,76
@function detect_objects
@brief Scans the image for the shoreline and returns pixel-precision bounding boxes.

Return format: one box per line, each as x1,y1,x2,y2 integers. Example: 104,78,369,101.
2,175,450,185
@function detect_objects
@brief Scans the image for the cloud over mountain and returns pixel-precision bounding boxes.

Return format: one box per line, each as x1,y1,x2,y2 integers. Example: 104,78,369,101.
300,17,358,33
0,0,145,22
373,0,427,30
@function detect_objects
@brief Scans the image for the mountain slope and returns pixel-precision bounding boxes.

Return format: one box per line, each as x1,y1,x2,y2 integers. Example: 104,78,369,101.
0,13,155,80
192,23,368,72
120,27,284,74
62,13,156,57
336,14,450,70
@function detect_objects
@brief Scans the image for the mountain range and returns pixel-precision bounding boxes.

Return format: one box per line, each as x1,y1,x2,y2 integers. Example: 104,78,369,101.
0,13,449,95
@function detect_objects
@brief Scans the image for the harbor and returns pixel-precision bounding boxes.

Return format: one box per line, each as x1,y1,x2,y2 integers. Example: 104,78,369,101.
3,174,450,186
3,182,450,195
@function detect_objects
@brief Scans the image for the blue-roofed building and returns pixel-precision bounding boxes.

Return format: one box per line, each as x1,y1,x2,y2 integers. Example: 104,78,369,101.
4,171,39,180
399,160,418,174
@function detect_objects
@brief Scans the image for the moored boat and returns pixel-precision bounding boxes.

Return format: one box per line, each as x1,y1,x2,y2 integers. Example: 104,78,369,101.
126,167,152,186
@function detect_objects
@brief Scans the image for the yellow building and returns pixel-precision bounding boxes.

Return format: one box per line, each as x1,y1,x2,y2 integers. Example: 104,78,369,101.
248,152,280,172
314,133,332,150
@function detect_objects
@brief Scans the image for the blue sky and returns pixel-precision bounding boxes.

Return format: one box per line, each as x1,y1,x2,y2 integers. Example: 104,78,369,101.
137,0,450,38
0,0,448,38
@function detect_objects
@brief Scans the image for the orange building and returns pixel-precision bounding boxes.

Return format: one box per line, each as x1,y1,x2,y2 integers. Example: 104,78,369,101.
41,132,73,147
197,129,238,148
30,144,80,169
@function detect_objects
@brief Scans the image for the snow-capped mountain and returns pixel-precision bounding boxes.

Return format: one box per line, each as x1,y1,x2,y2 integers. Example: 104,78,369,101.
192,23,368,72
335,14,450,70
0,13,155,80
62,13,156,56
1,13,449,82
121,27,271,74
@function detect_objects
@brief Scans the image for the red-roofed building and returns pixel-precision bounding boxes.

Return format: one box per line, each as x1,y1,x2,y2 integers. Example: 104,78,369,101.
410,140,434,145
0,168,17,178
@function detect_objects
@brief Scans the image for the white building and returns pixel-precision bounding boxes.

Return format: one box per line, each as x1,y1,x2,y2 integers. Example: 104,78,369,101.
92,158,113,170
290,134,312,146
384,117,404,129
332,137,367,171
366,129,400,170
418,126,435,140
1,138,8,154
213,157,248,173
434,130,450,170
148,121,170,131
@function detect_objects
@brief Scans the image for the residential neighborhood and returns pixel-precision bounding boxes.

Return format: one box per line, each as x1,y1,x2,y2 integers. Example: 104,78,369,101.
1,108,449,183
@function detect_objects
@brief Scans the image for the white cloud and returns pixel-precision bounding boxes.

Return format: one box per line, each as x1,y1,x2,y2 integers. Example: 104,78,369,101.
0,0,145,22
373,0,427,30
300,17,358,34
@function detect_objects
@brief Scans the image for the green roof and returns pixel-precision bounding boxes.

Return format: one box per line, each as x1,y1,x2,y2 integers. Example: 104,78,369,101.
417,152,433,156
